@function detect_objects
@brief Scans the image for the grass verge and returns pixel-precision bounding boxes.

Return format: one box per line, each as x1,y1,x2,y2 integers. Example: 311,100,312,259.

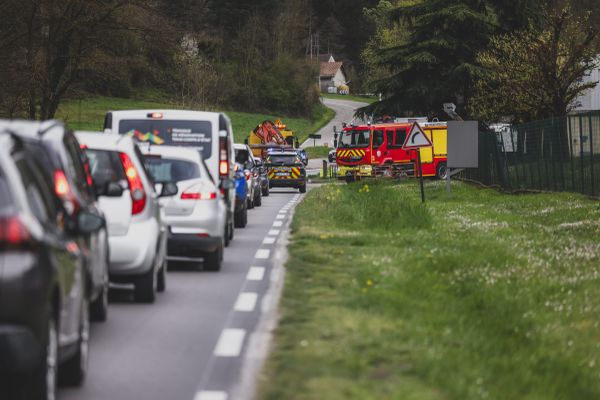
56,96,334,143
304,146,332,159
321,93,377,104
260,179,600,399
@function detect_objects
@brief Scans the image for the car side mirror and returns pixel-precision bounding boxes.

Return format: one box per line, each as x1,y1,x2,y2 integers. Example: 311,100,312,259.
333,139,338,148
78,211,105,234
158,182,178,198
95,181,124,198
221,179,235,190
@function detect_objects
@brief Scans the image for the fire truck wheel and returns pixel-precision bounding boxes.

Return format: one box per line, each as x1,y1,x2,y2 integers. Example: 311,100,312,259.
299,184,307,193
436,162,448,180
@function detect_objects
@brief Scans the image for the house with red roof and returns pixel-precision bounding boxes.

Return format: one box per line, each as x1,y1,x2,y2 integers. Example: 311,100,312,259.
319,54,348,94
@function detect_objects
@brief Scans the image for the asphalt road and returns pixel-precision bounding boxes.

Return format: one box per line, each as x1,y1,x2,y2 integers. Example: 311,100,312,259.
59,188,302,400
301,97,368,148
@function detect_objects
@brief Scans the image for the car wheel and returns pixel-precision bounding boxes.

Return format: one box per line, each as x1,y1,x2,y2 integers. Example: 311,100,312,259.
157,260,167,293
299,184,307,193
29,313,58,400
436,162,448,180
204,243,223,272
235,206,248,228
90,283,108,322
134,267,156,303
59,298,89,386
228,218,234,240
262,184,269,197
224,221,231,247
254,190,262,207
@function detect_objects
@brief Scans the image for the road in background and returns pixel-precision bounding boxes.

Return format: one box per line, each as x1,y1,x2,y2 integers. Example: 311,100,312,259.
59,189,301,400
301,97,368,148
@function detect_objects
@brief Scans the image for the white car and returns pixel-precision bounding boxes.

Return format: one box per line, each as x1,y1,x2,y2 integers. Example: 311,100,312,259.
75,132,173,303
103,110,237,246
142,146,226,271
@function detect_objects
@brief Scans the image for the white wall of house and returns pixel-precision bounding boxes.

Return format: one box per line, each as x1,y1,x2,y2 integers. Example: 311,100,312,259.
573,66,600,111
332,69,347,88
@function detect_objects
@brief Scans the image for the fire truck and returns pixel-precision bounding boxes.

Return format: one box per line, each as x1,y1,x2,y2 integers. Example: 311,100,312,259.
336,119,448,180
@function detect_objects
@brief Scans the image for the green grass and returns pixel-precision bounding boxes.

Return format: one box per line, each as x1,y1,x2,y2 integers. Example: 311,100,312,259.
304,146,332,159
321,93,378,104
260,180,600,400
56,96,334,143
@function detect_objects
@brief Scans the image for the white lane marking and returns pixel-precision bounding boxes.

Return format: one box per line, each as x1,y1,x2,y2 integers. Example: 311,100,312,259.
263,237,276,245
214,329,246,357
273,221,283,227
268,229,280,236
194,391,228,400
234,292,258,312
276,214,285,220
247,267,265,281
255,249,271,259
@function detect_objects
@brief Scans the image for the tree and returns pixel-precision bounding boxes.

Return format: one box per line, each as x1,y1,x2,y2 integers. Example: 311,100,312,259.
470,5,598,123
358,0,496,119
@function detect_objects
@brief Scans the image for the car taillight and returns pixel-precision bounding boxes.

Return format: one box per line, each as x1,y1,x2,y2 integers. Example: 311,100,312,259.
219,137,229,177
54,170,78,215
181,186,217,200
119,152,146,215
0,217,32,250
245,170,251,181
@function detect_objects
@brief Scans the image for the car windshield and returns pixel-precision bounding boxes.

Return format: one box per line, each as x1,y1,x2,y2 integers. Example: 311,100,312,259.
339,129,371,148
144,157,201,183
118,120,213,159
85,149,127,186
0,167,15,216
235,149,253,169
267,155,298,165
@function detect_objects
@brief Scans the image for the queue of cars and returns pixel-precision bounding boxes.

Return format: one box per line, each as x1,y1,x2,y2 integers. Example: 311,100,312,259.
0,109,294,400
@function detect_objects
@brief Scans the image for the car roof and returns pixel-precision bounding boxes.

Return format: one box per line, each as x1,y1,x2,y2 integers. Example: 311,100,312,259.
233,143,249,150
75,131,135,151
142,145,202,164
109,110,222,124
269,151,298,156
0,119,67,143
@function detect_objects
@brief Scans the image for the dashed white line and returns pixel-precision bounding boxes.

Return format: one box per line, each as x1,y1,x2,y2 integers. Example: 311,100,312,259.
276,214,285,220
262,237,276,244
255,249,271,259
268,229,280,236
194,391,228,400
214,329,246,357
234,292,258,312
273,221,283,227
247,266,265,281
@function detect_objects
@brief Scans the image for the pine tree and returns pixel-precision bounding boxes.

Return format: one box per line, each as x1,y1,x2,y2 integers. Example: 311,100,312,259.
359,0,496,118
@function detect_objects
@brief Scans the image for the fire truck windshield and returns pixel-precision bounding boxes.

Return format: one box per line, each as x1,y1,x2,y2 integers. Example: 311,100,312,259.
339,129,370,148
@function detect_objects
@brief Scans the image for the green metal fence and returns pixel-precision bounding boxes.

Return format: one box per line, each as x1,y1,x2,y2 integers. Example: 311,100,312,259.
463,111,600,198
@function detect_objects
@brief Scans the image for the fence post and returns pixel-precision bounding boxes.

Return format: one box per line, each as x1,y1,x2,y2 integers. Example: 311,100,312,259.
322,160,328,179
589,113,595,197
579,114,585,195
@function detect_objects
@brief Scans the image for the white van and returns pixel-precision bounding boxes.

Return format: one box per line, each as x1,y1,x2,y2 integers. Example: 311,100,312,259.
103,110,236,246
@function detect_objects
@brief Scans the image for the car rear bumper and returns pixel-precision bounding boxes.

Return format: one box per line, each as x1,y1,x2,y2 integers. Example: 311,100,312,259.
108,218,159,277
167,234,222,259
0,324,41,372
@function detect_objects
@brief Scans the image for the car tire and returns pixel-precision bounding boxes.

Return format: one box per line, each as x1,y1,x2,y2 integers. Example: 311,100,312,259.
90,284,108,322
436,162,448,180
262,184,269,197
224,221,231,247
228,218,234,240
134,267,156,303
28,312,58,400
204,243,223,272
59,298,89,386
157,261,167,293
235,206,248,228
254,190,262,207
299,184,307,193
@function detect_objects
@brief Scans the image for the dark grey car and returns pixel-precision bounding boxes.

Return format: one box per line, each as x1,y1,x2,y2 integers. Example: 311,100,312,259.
0,133,104,399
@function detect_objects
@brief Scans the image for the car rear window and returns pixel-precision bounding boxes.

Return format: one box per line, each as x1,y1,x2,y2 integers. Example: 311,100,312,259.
118,120,213,160
0,168,15,216
144,157,201,183
267,154,298,165
85,149,127,186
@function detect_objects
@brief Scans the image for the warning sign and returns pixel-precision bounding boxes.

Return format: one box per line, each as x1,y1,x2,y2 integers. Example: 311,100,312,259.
402,122,432,150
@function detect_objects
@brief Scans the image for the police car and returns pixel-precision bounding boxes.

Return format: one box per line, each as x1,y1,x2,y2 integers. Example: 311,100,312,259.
265,149,307,193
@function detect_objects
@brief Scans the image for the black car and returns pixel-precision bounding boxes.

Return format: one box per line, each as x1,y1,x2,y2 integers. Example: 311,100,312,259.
254,158,270,197
266,151,307,193
0,121,113,322
0,133,104,399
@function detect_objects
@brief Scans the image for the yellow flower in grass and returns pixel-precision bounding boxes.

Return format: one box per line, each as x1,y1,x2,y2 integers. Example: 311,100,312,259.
366,279,374,286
